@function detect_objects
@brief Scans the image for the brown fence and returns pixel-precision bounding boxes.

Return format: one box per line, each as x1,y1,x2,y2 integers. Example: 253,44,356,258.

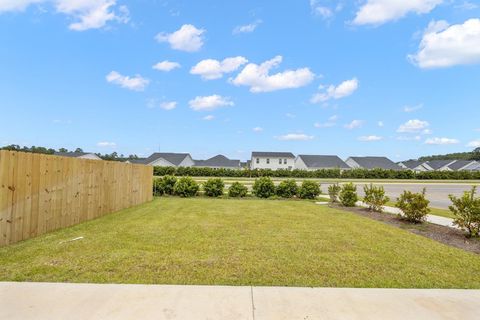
0,151,153,246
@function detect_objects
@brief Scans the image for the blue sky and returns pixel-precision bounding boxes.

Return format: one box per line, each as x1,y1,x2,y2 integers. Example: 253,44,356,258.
1,0,480,161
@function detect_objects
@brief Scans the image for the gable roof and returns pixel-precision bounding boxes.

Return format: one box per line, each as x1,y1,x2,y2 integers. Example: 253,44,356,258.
348,157,402,170
194,155,240,168
252,151,295,158
447,160,478,171
297,155,350,169
425,160,456,170
54,152,97,158
399,160,425,170
144,153,191,166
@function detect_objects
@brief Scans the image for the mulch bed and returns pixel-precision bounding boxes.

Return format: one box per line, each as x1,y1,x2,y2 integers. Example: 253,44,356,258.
333,204,480,255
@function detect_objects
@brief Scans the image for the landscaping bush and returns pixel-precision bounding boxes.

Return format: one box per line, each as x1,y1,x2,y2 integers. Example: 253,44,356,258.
395,188,430,223
203,178,225,197
228,182,248,198
339,183,358,207
363,184,390,213
173,177,199,197
449,186,480,238
159,175,177,195
298,180,321,199
252,177,276,198
328,183,341,203
276,179,298,198
153,177,164,196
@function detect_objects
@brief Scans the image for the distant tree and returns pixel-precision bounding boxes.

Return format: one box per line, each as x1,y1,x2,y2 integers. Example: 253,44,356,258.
58,148,68,153
74,148,84,153
472,148,480,161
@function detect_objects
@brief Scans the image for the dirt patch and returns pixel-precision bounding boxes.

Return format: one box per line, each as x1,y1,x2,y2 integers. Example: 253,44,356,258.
333,204,480,255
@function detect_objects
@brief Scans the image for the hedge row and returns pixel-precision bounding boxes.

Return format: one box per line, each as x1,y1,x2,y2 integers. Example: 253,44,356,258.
153,166,480,180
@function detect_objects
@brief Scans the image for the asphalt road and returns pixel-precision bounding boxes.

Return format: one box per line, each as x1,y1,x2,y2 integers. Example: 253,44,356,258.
321,183,479,209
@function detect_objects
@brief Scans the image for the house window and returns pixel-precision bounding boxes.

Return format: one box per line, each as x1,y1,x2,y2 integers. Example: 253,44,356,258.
266,158,270,164
279,159,282,165
256,158,259,164
284,159,287,164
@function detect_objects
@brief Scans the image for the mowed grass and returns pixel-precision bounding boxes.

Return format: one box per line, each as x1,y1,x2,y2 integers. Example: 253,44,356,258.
1,198,479,288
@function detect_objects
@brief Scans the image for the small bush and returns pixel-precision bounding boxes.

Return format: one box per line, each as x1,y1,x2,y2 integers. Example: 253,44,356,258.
396,188,430,223
252,177,276,198
298,180,321,199
339,183,358,207
449,186,480,238
203,178,225,197
160,175,177,195
363,184,390,213
173,177,199,197
153,177,164,196
276,179,298,198
328,183,341,203
228,182,248,198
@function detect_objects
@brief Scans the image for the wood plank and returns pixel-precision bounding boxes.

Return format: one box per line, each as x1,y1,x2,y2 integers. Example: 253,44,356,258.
0,151,10,246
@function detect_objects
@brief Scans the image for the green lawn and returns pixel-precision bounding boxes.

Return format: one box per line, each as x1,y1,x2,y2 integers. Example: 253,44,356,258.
1,197,479,288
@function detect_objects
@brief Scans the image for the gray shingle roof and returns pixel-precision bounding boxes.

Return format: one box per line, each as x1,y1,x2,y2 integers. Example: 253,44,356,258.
425,160,456,170
349,157,402,170
252,151,295,158
144,153,190,166
194,155,240,168
54,152,94,158
297,155,350,169
400,160,425,169
447,160,477,171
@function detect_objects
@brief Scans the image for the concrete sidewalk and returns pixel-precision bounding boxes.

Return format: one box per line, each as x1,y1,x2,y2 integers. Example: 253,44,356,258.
1,282,479,320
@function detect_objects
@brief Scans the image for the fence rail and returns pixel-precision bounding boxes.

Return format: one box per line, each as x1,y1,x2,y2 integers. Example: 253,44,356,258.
0,151,153,246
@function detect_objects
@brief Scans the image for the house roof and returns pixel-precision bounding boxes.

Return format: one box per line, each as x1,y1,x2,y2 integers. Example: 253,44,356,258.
297,155,350,169
447,160,477,171
252,151,295,158
126,159,148,164
399,160,425,169
144,153,190,166
348,157,402,170
54,152,96,158
194,155,240,168
425,160,456,170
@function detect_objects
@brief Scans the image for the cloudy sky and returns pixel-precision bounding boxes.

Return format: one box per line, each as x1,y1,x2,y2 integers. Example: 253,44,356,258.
1,0,480,160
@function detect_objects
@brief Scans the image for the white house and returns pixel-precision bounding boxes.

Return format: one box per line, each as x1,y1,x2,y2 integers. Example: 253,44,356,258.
398,160,430,172
54,152,102,160
446,160,480,171
140,153,195,167
250,152,295,170
345,157,402,170
422,160,457,171
295,155,350,171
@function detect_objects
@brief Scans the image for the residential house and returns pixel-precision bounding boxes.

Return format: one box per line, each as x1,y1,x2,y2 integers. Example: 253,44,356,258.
139,153,195,167
398,160,429,172
250,152,295,170
295,155,350,171
345,156,402,170
54,152,102,160
194,155,241,169
422,160,457,171
446,160,480,171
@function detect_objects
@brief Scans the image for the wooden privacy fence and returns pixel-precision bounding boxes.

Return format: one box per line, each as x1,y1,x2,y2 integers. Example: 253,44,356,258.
0,151,153,246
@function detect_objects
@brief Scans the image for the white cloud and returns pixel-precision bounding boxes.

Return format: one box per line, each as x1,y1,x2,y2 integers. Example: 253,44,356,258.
397,119,430,133
0,0,129,31
353,0,443,26
467,140,480,148
230,56,315,93
233,20,262,34
203,115,215,121
189,95,234,111
344,120,364,130
160,101,177,110
276,133,314,141
378,121,384,127
358,135,383,142
153,60,181,72
253,127,263,132
315,115,338,128
155,24,205,52
403,103,423,112
311,78,358,103
310,0,343,19
106,71,149,91
425,137,460,145
397,135,421,141
286,113,296,119
409,19,480,69
97,141,116,147
191,56,248,80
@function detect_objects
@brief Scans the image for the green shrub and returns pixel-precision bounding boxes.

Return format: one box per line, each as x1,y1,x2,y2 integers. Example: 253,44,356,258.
252,177,276,198
276,179,298,198
328,183,341,203
228,182,248,198
339,183,358,207
395,188,430,223
153,177,164,196
363,184,390,213
203,178,225,197
173,177,199,197
298,180,321,199
159,175,177,195
449,186,480,238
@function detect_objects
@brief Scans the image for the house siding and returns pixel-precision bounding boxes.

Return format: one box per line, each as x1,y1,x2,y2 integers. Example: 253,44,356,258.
251,156,295,170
